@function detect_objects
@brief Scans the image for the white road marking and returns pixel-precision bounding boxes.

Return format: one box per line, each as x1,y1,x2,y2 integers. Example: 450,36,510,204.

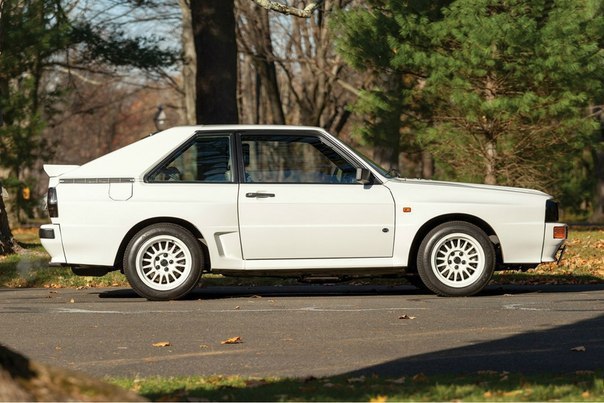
53,306,429,315
503,303,551,311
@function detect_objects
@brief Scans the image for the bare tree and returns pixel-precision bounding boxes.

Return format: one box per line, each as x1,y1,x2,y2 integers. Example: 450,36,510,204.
251,0,323,17
237,0,359,136
178,0,196,125
237,1,286,124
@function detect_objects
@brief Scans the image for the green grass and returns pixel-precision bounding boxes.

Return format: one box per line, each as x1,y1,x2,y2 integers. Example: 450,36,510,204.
109,372,604,402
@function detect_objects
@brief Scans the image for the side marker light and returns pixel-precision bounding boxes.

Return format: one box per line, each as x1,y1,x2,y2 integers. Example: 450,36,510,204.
553,226,567,240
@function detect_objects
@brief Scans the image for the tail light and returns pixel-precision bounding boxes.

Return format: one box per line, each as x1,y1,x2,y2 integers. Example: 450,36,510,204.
47,187,58,218
545,200,559,222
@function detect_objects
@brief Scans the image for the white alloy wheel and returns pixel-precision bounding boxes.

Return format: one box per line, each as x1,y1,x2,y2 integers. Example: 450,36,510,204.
124,223,203,300
430,233,486,288
417,221,495,296
135,235,193,291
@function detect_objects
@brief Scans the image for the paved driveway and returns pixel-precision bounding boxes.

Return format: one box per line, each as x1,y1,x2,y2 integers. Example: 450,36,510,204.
0,284,602,378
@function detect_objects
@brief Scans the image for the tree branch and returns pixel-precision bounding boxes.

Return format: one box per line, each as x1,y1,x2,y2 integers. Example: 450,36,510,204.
251,0,323,18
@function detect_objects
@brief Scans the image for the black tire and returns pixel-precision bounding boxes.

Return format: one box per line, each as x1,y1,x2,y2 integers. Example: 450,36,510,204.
404,274,429,291
123,223,203,300
417,221,495,297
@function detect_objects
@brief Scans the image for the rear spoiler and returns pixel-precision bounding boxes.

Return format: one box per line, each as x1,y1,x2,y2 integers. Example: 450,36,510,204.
43,165,80,178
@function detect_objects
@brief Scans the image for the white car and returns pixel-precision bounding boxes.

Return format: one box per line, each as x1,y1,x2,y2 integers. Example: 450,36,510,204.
39,125,567,300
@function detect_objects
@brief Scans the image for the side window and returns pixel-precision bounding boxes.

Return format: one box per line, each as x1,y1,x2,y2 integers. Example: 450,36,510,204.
148,136,233,183
241,134,357,183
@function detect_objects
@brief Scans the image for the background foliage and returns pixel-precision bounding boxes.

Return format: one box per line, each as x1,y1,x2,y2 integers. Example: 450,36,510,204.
0,0,603,222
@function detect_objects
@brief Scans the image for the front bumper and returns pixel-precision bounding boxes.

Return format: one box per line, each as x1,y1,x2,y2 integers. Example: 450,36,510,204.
39,224,67,265
541,223,567,263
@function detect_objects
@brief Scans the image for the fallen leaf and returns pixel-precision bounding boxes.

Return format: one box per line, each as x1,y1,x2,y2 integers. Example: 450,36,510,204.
399,314,416,320
152,341,171,347
69,298,75,303
221,336,242,344
477,370,498,375
387,377,406,384
575,370,595,375
571,346,586,352
412,373,428,383
483,391,493,398
369,395,388,402
582,391,591,398
234,306,240,310
503,390,523,397
347,376,366,383
245,379,268,388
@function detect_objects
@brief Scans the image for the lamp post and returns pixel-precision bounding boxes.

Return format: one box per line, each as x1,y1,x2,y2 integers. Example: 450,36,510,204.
153,105,167,131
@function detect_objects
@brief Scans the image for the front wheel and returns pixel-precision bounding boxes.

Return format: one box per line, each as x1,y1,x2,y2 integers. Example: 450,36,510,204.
124,223,203,300
417,221,495,296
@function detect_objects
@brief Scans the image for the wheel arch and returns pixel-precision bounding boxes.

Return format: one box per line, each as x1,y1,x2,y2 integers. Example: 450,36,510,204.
113,217,210,271
407,214,501,273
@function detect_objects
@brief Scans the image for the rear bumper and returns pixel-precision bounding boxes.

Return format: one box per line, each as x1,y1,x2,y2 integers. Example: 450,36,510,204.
39,224,67,264
541,223,567,263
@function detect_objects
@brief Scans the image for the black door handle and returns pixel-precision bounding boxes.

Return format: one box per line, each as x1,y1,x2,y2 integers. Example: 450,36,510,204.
246,192,275,198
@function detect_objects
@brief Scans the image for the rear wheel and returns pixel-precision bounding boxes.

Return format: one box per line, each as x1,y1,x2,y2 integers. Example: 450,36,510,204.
124,223,203,300
417,221,495,296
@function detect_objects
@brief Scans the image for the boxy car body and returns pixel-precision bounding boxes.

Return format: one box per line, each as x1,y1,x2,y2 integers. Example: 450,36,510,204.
39,125,567,300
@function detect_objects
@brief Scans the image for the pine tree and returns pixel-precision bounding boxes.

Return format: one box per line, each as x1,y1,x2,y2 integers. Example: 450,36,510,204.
333,1,449,173
334,0,604,207
420,0,604,190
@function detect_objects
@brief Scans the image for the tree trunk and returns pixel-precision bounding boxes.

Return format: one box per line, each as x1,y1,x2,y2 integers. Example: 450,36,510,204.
592,113,604,223
421,150,434,179
254,9,285,124
178,0,197,125
0,344,145,401
484,139,497,185
0,3,14,255
191,0,239,124
0,185,15,255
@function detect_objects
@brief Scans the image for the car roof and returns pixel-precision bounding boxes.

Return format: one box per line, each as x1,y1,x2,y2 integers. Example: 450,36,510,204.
62,125,328,180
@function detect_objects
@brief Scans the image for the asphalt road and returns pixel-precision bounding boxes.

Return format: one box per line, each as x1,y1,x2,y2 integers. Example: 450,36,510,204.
0,284,603,379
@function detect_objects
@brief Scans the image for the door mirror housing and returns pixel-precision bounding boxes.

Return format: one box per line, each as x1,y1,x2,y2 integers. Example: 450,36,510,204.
356,168,372,185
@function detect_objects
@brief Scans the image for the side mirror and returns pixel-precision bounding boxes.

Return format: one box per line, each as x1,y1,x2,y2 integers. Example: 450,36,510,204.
355,168,372,185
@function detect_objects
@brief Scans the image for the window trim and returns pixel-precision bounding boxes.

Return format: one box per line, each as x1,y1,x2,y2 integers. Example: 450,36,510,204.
144,131,237,184
235,130,381,185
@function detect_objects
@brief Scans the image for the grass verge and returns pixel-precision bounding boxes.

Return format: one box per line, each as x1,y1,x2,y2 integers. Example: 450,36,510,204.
110,371,604,402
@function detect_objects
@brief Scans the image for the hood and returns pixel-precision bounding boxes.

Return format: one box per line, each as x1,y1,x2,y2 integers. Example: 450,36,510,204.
385,177,551,204
388,177,548,196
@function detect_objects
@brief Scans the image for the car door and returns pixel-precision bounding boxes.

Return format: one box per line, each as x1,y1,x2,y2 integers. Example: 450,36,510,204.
237,132,395,260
